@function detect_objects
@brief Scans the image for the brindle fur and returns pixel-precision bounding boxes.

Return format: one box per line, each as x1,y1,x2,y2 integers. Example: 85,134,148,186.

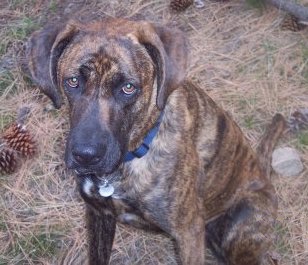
27,18,286,265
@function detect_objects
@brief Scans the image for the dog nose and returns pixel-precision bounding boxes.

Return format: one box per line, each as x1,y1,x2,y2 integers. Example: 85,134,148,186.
72,146,103,166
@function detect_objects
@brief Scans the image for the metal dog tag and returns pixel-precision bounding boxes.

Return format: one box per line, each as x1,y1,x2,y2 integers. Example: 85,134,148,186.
99,183,115,197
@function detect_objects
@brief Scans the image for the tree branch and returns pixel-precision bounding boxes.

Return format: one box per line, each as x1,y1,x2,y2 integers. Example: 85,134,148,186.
267,0,308,23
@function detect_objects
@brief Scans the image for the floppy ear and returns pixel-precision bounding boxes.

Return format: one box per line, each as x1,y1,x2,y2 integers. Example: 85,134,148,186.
134,22,188,110
26,21,78,109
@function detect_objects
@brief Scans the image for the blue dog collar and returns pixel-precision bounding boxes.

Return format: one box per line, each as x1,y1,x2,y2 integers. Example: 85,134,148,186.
124,112,164,162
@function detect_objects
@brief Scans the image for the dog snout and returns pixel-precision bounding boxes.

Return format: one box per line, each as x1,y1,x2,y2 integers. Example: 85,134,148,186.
72,144,105,166
65,129,123,174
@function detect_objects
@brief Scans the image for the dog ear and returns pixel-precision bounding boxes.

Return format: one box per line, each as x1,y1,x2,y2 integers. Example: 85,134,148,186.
135,23,188,110
27,21,78,109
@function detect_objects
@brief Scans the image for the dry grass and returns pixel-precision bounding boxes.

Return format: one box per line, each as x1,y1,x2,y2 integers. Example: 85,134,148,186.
0,0,307,264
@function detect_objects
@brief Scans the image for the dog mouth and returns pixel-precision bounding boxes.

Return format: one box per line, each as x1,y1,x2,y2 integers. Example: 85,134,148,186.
72,166,122,183
73,168,95,176
73,168,107,179
65,141,124,178
66,147,123,177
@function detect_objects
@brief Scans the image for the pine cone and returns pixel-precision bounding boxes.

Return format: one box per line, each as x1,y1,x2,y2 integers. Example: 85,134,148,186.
0,147,18,175
288,108,308,132
170,0,193,11
2,123,36,157
281,14,305,32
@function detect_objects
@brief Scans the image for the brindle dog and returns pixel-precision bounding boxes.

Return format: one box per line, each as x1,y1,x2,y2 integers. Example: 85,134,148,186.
27,18,285,265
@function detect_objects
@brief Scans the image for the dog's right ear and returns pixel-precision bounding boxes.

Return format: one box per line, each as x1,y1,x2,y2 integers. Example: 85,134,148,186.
26,21,78,109
129,22,188,110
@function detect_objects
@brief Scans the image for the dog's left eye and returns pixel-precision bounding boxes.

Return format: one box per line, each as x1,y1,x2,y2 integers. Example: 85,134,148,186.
122,83,137,95
66,77,79,88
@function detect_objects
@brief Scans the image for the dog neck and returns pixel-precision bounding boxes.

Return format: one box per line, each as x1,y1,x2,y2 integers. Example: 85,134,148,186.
124,111,164,162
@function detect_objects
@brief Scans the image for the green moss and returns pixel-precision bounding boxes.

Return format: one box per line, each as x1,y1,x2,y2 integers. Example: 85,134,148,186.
274,222,292,257
0,216,6,231
0,113,14,130
10,0,24,8
0,258,9,265
0,71,17,95
48,0,58,13
9,17,38,40
11,232,60,260
297,131,308,147
9,0,36,10
245,0,265,11
262,41,277,53
244,115,255,129
0,43,6,56
301,44,308,82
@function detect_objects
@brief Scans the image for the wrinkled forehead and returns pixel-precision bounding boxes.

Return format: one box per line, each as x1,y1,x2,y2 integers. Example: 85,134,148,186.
58,33,134,75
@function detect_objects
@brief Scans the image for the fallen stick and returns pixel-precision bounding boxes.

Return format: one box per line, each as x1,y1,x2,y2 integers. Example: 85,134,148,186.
267,0,308,24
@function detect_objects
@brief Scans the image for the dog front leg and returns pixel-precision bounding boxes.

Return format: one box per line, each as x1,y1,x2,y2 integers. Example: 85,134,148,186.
173,216,206,265
86,205,116,265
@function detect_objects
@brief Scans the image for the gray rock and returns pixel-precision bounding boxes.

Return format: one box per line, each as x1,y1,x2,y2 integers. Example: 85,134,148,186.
194,0,205,8
272,147,304,177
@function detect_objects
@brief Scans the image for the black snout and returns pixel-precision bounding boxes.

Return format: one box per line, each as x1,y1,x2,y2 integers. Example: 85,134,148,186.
65,126,123,175
72,144,105,166
66,131,122,174
65,101,124,175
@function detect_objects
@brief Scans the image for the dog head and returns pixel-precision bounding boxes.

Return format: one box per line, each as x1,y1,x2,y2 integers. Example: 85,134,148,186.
27,18,188,175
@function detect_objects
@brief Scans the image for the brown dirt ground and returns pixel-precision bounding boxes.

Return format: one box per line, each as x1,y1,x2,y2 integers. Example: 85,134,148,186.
0,0,307,264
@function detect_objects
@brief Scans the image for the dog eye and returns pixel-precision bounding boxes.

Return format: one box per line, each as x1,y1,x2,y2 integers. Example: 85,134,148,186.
66,77,79,88
122,83,137,95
